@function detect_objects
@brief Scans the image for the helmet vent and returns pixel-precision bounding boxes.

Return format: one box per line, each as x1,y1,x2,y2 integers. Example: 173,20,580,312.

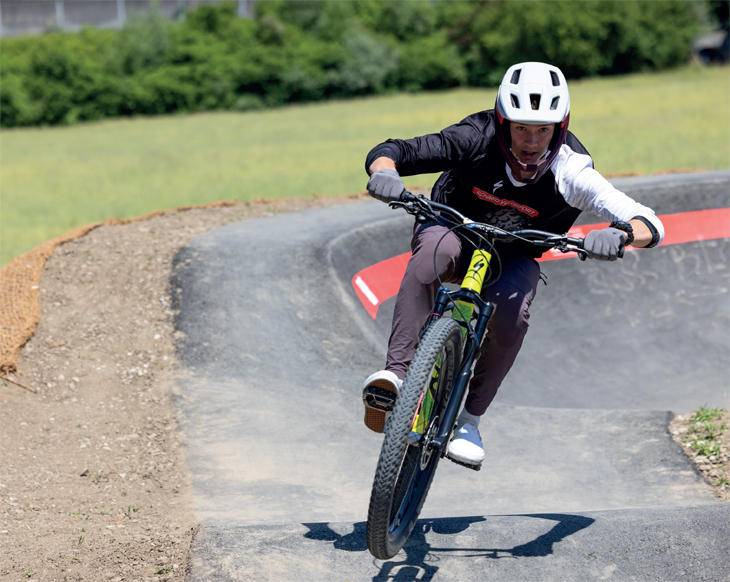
550,71,560,86
550,96,560,110
510,69,521,84
510,94,521,108
530,94,541,110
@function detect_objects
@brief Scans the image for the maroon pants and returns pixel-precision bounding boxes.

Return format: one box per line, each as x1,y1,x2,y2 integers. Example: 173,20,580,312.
385,224,541,416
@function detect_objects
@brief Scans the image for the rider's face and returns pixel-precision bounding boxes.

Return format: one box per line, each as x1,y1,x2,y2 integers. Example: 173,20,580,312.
509,121,555,168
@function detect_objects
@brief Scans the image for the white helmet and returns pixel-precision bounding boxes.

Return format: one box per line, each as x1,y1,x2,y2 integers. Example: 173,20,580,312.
495,62,571,184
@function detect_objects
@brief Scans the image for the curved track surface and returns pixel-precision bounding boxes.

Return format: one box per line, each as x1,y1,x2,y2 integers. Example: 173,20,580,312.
172,172,730,581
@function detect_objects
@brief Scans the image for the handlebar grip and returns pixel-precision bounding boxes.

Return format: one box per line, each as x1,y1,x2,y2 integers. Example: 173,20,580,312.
566,237,584,249
618,247,625,259
400,190,416,203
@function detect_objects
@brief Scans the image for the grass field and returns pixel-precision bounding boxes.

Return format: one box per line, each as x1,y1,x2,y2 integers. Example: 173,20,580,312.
1,64,728,266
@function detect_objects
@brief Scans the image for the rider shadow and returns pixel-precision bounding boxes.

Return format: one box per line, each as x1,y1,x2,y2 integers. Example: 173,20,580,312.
303,513,594,581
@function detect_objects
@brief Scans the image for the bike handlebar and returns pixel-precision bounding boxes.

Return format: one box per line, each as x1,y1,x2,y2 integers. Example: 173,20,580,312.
395,191,592,259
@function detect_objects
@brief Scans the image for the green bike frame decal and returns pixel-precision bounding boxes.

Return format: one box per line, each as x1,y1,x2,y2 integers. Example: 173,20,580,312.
409,245,494,436
451,300,475,340
410,356,441,436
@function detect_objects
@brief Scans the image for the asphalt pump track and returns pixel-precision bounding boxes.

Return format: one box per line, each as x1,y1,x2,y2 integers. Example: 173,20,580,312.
171,171,730,581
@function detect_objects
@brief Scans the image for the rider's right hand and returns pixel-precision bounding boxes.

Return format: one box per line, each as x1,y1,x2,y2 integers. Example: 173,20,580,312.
367,169,405,203
584,227,626,261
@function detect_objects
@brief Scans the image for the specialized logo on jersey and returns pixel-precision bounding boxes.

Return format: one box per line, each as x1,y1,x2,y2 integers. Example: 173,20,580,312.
472,186,539,218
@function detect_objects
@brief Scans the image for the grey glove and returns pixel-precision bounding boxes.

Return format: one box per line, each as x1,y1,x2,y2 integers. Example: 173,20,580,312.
584,227,627,261
367,169,405,203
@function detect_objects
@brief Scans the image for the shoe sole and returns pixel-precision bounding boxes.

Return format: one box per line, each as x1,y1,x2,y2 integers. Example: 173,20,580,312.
363,379,398,433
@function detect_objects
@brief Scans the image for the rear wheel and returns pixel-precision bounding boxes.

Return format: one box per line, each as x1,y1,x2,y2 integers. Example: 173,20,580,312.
366,317,462,560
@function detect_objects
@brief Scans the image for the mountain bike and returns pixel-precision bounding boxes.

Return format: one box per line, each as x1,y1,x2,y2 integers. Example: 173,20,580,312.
365,192,588,560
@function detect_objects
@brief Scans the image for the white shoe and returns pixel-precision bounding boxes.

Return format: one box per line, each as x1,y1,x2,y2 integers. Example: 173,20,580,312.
447,419,484,465
362,370,402,433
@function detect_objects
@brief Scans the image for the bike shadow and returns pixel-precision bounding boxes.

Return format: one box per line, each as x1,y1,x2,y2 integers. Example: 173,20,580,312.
303,513,594,581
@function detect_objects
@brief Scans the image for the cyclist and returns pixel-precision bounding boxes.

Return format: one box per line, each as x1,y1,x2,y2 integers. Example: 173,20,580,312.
361,62,665,466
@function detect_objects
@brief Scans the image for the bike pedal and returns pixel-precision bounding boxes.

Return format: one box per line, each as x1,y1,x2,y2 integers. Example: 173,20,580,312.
363,385,397,413
446,454,481,471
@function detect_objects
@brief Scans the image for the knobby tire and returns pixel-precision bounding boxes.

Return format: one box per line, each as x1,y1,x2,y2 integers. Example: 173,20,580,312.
366,317,463,560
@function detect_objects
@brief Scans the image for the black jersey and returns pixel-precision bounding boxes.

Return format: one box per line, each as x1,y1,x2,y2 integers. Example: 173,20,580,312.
366,109,663,257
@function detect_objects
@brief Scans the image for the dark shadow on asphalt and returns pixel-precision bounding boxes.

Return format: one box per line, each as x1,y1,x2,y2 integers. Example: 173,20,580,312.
303,513,595,581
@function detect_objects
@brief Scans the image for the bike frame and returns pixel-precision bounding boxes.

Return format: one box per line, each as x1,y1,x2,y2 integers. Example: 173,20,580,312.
366,193,589,560
386,192,588,467
420,248,495,455
397,194,586,460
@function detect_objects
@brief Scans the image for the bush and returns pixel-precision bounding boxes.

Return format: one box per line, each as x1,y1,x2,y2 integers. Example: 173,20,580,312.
397,31,467,92
117,3,173,75
355,0,437,42
330,28,398,96
0,30,123,125
0,0,703,127
465,0,700,85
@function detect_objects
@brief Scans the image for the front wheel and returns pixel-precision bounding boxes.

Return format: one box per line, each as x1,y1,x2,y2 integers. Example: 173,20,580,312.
366,317,462,560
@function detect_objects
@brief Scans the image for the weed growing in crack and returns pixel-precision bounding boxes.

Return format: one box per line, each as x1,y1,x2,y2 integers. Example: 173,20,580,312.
125,505,140,519
704,421,728,441
682,407,727,453
691,406,726,423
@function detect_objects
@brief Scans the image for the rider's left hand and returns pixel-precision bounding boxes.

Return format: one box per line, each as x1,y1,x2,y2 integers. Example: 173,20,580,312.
366,169,405,203
584,227,626,261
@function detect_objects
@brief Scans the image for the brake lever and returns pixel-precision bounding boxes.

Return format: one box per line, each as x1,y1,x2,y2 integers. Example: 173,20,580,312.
555,243,589,261
388,200,409,211
390,197,440,225
388,200,422,217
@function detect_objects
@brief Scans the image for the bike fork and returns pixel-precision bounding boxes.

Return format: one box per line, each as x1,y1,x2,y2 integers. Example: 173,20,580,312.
428,290,493,455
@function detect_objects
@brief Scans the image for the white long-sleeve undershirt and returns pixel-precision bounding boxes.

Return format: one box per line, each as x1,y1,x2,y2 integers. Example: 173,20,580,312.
552,145,665,243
